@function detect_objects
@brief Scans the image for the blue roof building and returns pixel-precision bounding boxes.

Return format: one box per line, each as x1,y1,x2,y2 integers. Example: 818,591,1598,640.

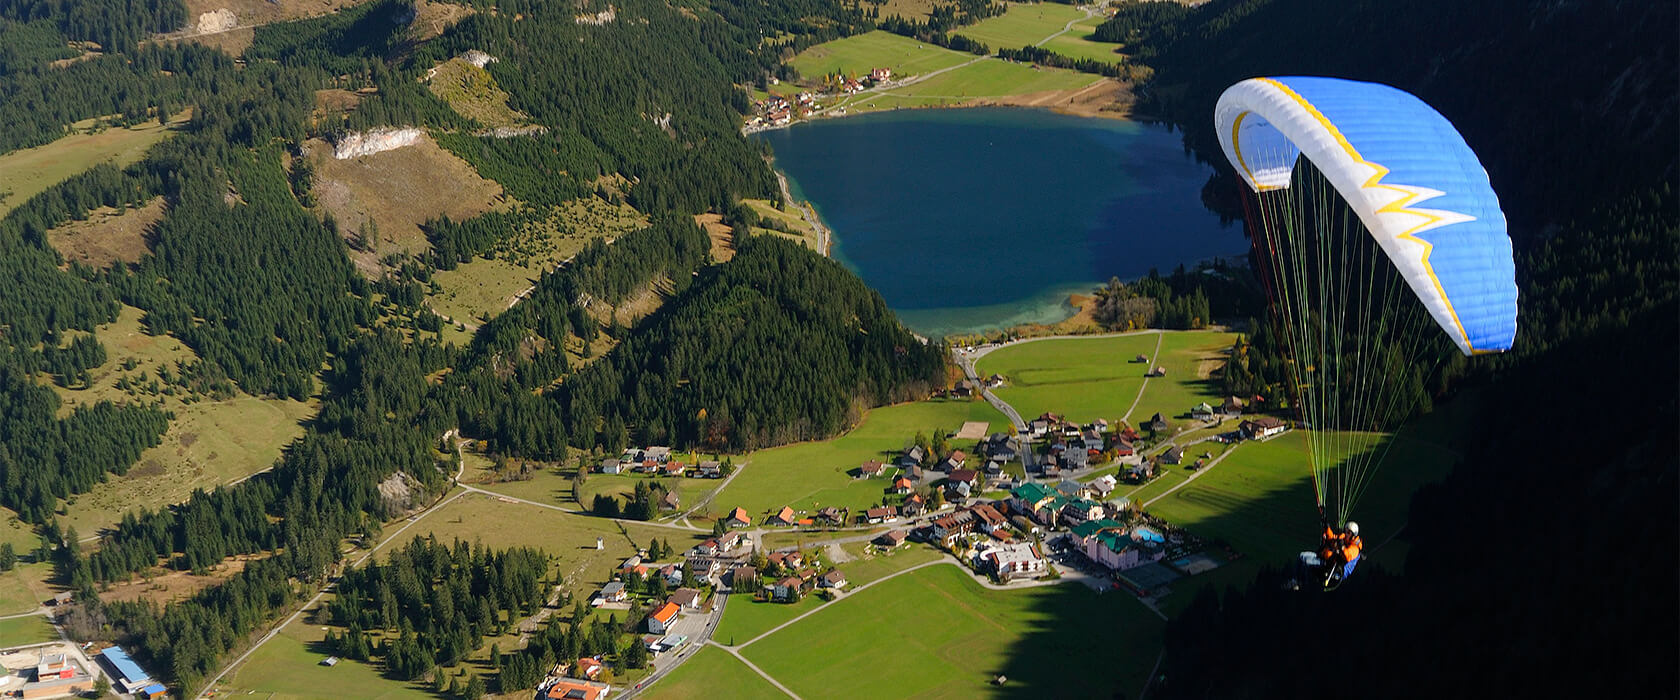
100,646,152,692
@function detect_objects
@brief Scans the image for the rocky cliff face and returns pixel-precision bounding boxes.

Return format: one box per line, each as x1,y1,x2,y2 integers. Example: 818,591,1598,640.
333,128,423,159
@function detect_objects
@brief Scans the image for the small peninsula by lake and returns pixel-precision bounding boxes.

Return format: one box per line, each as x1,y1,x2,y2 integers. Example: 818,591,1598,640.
755,107,1248,338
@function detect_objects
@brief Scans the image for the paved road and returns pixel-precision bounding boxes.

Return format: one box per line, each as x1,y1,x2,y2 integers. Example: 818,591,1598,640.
619,592,733,699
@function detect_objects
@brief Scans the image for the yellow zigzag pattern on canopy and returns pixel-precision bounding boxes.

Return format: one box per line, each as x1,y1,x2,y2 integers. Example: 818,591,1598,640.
1251,77,1482,353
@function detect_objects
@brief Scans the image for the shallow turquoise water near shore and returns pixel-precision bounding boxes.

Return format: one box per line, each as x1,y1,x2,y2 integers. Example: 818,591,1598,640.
755,107,1246,337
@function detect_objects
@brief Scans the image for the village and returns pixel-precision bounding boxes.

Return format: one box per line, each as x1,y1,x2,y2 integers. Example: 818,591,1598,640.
745,67,894,130
526,387,1295,699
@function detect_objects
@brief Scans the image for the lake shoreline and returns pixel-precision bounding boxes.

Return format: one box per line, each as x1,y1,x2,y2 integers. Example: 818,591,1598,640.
755,107,1243,341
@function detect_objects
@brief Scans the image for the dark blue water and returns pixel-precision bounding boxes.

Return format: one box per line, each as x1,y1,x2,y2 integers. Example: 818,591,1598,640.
755,107,1245,337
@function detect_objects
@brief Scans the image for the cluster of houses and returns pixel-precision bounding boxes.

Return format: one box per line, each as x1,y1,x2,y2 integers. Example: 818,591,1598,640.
538,658,612,700
597,447,724,479
1029,414,1138,477
1191,395,1251,422
747,68,894,127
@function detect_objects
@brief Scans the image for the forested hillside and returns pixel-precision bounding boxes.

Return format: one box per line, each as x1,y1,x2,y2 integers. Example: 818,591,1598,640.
0,0,949,693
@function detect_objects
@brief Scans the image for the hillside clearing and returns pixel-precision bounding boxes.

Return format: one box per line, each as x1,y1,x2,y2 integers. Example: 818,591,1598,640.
0,110,190,219
307,132,507,276
45,196,168,269
50,305,316,535
427,56,528,128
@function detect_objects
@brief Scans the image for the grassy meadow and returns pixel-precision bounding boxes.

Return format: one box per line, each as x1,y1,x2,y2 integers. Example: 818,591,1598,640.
0,110,190,218
641,645,787,700
0,615,58,647
787,31,971,80
50,305,316,535
713,593,825,647
976,332,1161,423
379,492,705,602
427,57,528,129
710,399,1007,519
220,616,439,700
1124,330,1240,427
740,564,1164,699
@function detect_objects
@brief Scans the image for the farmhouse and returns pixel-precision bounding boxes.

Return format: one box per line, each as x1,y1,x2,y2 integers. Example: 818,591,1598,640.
817,506,847,525
1192,402,1216,421
875,530,908,548
647,602,680,634
596,581,627,604
945,450,968,471
769,506,797,526
697,460,723,478
819,569,848,589
900,493,926,517
1242,417,1289,439
599,458,624,475
900,445,926,467
659,563,683,586
660,491,680,511
1113,439,1135,457
1148,412,1170,432
727,507,752,528
863,506,898,524
1223,395,1245,416
889,476,914,494
1160,446,1185,464
869,66,891,82
771,576,811,602
669,587,703,610
857,460,887,478
1125,461,1155,483
661,462,685,477
1089,474,1118,499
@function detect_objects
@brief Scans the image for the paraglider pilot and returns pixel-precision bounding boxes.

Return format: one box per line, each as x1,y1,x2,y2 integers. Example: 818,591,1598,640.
1295,511,1362,590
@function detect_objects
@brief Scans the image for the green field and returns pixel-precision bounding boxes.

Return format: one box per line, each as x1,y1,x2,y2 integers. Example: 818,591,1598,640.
1145,428,1458,613
955,3,1123,64
741,564,1164,699
0,111,190,218
1125,330,1240,428
386,492,705,601
836,541,943,586
888,58,1099,99
976,332,1161,423
0,615,57,647
710,399,1007,518
0,562,56,616
427,57,528,129
714,593,825,647
221,617,438,700
642,645,786,700
788,31,971,81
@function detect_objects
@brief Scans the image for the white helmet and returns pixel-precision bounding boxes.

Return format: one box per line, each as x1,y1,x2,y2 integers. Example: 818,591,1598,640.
1346,521,1360,536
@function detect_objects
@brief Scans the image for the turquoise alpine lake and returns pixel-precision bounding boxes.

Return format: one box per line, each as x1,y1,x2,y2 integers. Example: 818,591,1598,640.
755,107,1247,337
